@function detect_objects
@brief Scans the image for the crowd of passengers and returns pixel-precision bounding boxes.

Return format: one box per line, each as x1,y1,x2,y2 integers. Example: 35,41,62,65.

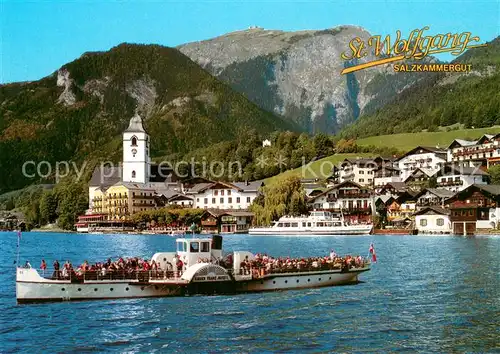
239,251,366,276
39,257,175,281
31,250,366,281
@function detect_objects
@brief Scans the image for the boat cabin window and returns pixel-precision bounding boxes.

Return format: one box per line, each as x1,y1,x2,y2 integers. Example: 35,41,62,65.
278,223,283,227
284,223,291,227
201,241,210,252
291,222,298,227
190,242,200,253
177,241,187,252
307,222,311,227
317,222,324,227
302,222,306,227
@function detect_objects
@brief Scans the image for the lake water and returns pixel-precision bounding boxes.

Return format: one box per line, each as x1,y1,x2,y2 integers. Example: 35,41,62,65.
1,232,499,353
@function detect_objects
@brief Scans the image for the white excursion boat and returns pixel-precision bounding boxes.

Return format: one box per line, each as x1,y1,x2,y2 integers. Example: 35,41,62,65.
248,211,373,236
16,235,370,303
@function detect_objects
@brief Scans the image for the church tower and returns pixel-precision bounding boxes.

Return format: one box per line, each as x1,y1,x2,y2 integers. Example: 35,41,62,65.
122,113,150,184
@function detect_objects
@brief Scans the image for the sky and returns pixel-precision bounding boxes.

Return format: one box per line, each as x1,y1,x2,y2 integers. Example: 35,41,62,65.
1,0,499,83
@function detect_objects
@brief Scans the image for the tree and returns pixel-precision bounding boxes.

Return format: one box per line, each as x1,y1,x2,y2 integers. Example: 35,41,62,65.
313,133,334,157
488,165,500,184
39,190,58,225
56,182,88,230
5,197,15,211
250,175,308,226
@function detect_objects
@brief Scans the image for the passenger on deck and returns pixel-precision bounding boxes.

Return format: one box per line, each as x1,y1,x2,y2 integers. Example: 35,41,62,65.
53,260,60,279
40,259,47,274
24,261,31,268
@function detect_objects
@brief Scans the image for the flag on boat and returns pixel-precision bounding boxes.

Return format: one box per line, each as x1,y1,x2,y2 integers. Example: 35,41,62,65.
369,243,377,262
17,231,22,240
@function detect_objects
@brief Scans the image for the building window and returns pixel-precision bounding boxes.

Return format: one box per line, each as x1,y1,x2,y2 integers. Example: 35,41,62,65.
196,198,199,202
214,190,218,196
131,136,138,146
246,197,251,203
237,197,240,203
420,219,427,226
359,170,364,174
367,179,372,183
228,190,231,196
436,218,444,226
212,198,216,204
220,198,224,204
359,179,364,183
204,198,208,204
221,190,225,196
228,197,232,203
132,171,136,179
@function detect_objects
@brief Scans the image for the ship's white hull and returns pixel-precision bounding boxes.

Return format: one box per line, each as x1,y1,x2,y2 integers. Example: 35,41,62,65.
16,269,184,303
235,268,366,292
16,266,369,303
248,225,373,236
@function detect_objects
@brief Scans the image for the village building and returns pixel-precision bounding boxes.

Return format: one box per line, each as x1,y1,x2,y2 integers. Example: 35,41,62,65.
395,146,447,181
87,114,182,220
301,179,326,197
385,192,417,222
307,181,374,223
447,134,500,168
185,181,262,210
165,194,194,207
413,206,451,234
378,182,412,198
200,209,254,233
403,167,438,191
435,165,489,192
373,165,402,188
0,211,26,231
414,188,455,210
331,157,391,187
445,184,500,234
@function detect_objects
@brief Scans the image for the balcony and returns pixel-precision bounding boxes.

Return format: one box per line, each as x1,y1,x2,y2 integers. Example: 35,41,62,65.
453,147,496,157
416,200,441,207
132,202,155,207
132,195,155,200
330,207,371,212
107,194,128,199
337,192,372,199
438,180,463,187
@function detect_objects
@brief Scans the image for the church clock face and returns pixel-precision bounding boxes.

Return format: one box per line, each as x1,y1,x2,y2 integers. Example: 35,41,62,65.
132,148,137,157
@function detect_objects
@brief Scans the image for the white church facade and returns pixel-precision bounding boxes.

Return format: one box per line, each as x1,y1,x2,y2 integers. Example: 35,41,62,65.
87,114,181,220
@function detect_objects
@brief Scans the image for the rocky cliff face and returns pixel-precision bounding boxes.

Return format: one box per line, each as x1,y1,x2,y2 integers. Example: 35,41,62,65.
179,26,425,133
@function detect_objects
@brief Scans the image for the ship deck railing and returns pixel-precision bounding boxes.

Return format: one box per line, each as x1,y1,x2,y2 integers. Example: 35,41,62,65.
238,259,370,279
36,268,187,283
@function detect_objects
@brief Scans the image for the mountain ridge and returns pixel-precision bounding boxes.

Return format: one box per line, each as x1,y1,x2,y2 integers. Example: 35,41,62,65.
178,25,430,133
0,43,298,194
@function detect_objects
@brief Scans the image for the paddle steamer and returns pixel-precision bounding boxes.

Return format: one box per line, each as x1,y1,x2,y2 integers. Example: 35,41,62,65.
16,235,370,303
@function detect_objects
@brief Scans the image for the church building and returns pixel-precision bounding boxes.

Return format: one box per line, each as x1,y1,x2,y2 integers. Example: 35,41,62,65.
87,114,181,220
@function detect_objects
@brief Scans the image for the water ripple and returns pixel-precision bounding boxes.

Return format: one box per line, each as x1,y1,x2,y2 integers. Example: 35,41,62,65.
1,232,499,352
